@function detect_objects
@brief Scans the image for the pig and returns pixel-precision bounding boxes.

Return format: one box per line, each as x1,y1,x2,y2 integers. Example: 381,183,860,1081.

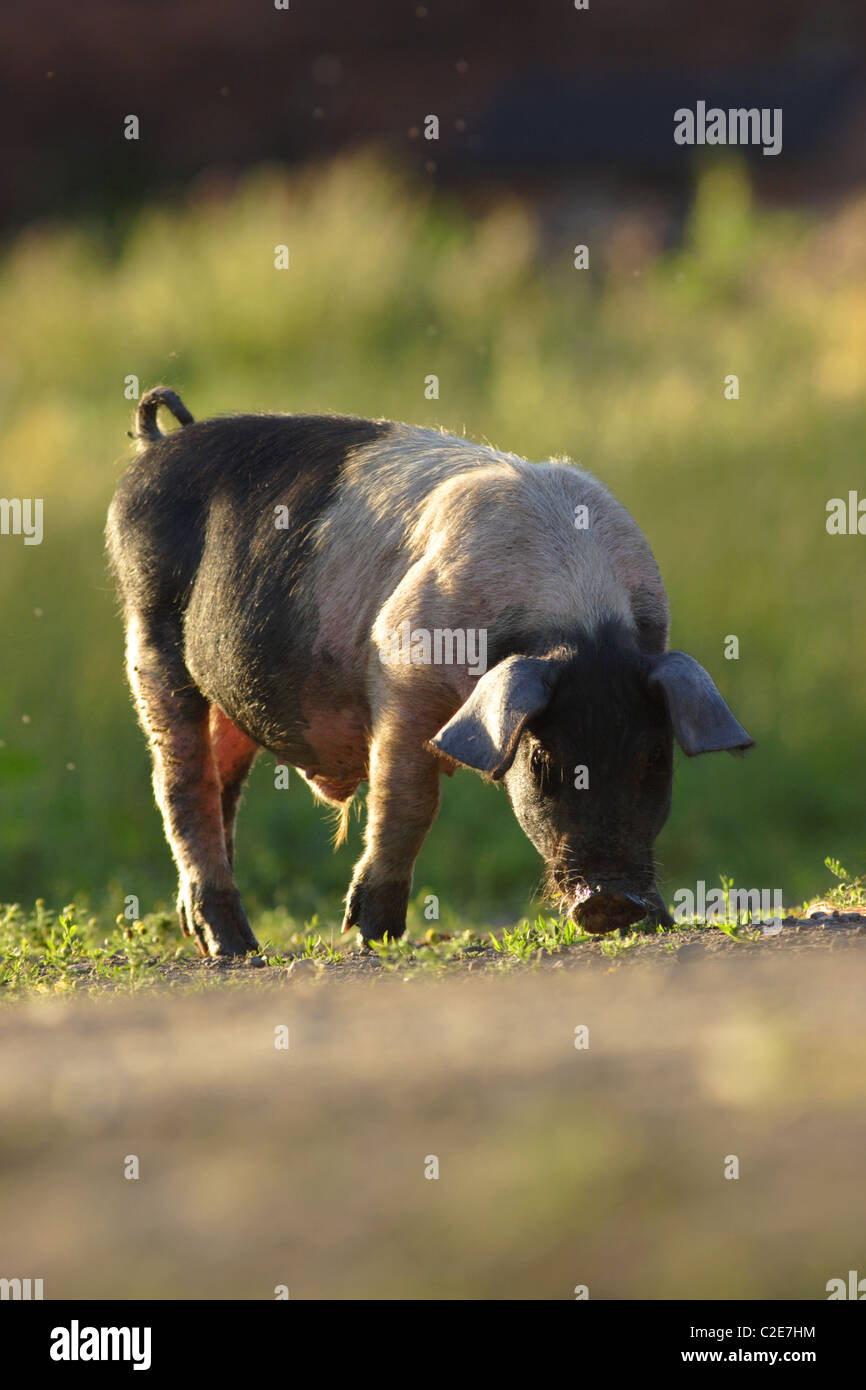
106,387,753,957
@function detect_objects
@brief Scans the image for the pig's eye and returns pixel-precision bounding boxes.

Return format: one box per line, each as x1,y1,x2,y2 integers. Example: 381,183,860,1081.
530,745,560,791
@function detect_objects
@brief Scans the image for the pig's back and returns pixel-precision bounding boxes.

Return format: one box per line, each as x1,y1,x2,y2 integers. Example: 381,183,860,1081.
311,422,668,664
107,412,666,754
107,413,393,615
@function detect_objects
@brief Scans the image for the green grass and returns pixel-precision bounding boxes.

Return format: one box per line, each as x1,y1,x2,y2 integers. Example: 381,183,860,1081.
4,862,850,1000
0,153,864,938
0,897,629,997
821,857,866,910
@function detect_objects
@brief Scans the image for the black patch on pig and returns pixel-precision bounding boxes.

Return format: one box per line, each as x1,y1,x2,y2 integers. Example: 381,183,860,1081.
487,598,666,667
501,617,673,906
107,413,392,756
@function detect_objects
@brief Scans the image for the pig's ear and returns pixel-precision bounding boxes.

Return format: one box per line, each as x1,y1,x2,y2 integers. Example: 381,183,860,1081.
648,651,754,756
428,655,561,780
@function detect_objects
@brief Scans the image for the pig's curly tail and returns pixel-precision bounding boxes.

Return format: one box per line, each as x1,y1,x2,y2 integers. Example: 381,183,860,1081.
130,387,194,444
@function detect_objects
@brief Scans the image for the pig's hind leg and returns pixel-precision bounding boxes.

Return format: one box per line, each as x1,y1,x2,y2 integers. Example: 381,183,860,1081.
125,619,259,957
208,705,260,870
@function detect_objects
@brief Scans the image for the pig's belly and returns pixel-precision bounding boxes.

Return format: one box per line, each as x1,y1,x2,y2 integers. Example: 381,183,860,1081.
292,703,370,799
191,651,371,794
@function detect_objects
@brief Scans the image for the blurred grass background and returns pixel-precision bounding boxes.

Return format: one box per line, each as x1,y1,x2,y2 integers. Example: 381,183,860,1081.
0,153,864,927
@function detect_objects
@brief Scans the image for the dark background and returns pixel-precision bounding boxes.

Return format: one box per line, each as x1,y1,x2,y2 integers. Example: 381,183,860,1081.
4,0,865,230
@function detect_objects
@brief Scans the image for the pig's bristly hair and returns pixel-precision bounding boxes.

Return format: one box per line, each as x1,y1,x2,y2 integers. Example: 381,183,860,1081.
131,387,195,446
331,794,357,850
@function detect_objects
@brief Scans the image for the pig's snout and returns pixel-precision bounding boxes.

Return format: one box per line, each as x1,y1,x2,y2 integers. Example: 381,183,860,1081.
572,890,651,935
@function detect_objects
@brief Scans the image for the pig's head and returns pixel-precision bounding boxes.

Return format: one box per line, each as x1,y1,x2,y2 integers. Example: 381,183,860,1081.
428,621,753,934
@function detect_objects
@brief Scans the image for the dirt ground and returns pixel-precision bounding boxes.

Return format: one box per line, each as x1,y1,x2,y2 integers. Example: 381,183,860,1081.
1,916,865,1300
178,908,866,984
47,907,865,992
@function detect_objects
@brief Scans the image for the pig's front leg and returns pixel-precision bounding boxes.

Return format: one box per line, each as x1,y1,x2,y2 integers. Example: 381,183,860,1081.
342,715,442,943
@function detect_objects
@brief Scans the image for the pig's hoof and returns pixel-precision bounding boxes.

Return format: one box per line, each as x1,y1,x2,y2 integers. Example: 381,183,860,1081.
342,877,409,943
183,884,260,957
